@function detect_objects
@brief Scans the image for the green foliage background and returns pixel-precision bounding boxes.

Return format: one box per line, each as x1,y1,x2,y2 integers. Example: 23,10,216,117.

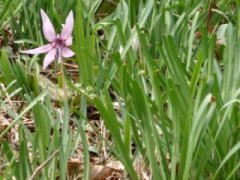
1,0,240,179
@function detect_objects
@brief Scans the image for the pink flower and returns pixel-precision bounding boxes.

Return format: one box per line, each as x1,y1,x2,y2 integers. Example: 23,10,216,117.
21,9,75,69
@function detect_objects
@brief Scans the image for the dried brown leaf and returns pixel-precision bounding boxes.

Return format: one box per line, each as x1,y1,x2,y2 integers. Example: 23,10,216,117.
67,160,125,180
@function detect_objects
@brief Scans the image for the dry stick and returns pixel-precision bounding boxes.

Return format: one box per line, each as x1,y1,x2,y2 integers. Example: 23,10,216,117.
0,83,18,114
106,0,118,6
62,61,78,68
28,150,59,180
1,84,30,123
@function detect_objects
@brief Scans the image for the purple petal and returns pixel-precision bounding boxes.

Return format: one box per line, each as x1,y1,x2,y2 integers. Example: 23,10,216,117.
60,11,74,40
61,47,75,58
20,44,52,54
40,9,57,42
65,36,72,46
43,48,57,69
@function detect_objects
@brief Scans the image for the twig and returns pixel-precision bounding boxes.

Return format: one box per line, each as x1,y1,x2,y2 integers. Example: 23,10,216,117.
0,83,18,114
28,150,59,180
62,61,78,68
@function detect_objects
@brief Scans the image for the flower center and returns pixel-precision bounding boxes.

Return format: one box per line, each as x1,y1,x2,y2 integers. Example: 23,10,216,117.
55,38,64,45
53,38,65,48
52,34,66,49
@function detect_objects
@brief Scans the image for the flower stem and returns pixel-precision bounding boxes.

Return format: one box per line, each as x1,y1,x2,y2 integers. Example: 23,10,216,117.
60,59,68,100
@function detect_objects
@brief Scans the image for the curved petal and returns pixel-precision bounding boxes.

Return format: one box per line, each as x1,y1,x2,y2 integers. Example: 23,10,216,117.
61,47,75,58
60,11,74,40
40,9,57,42
43,48,57,69
65,36,72,46
20,44,52,54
